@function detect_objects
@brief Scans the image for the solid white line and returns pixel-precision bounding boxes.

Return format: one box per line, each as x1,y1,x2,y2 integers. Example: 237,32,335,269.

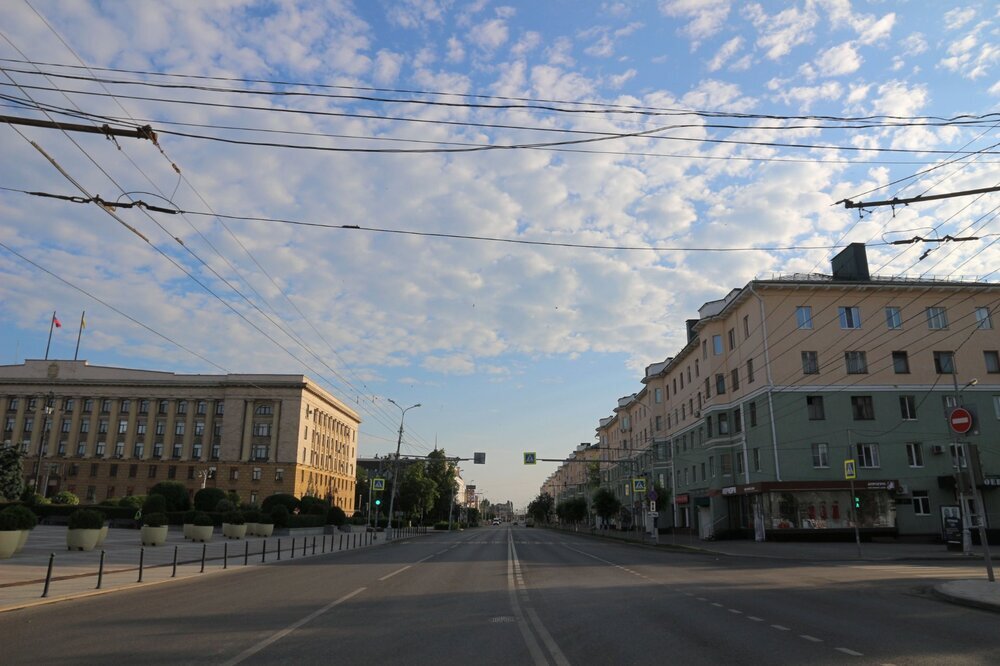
220,587,366,666
799,634,822,642
379,565,411,581
508,537,548,666
836,648,864,656
771,624,791,631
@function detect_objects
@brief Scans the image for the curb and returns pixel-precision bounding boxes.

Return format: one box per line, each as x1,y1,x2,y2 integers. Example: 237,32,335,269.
929,585,1000,614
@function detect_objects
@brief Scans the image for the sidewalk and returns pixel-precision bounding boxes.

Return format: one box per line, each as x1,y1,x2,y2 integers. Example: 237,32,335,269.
0,525,386,613
556,527,1000,613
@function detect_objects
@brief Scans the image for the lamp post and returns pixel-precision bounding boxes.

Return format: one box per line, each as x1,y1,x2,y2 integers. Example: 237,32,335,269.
33,393,55,498
386,399,420,541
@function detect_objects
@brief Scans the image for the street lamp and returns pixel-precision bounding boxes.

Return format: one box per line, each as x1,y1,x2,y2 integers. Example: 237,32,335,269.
33,392,55,497
385,399,420,541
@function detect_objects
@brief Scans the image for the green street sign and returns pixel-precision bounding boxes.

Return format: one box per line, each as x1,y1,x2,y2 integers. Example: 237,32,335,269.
632,478,647,493
523,452,537,465
373,478,386,490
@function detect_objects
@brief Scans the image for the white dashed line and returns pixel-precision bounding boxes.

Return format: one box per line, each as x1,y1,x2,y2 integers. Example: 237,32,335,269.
727,609,742,615
836,648,864,657
771,625,790,631
696,597,708,602
747,616,764,622
799,635,822,643
711,603,724,608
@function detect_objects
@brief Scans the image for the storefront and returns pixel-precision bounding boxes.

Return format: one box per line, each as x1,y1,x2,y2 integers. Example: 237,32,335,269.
718,480,899,539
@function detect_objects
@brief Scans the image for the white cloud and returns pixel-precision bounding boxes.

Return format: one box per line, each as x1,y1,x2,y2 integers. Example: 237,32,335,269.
939,31,1000,80
510,31,541,58
608,68,637,88
659,0,731,46
944,7,977,31
707,36,743,72
446,36,465,63
743,2,817,60
469,18,509,52
772,81,844,110
814,42,862,77
387,0,447,29
422,355,477,375
373,49,404,84
901,33,927,56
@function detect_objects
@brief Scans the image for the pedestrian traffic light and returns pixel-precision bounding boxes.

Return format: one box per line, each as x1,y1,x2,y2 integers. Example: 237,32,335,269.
853,496,861,509
375,498,381,507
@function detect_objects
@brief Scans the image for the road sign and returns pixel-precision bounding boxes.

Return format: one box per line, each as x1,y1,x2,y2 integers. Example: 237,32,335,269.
474,452,486,464
648,489,658,502
372,478,385,491
632,478,647,493
844,459,856,480
648,511,659,518
523,452,537,465
948,407,974,434
649,501,656,513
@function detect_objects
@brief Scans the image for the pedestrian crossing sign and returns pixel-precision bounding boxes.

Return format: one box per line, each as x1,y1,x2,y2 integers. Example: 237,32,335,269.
373,478,386,490
524,452,537,465
844,460,856,480
632,478,647,493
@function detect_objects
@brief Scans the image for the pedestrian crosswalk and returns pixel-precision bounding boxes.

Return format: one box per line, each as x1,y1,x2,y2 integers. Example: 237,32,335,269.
845,564,988,580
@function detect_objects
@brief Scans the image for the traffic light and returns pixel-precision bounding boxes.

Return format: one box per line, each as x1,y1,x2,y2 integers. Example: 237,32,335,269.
853,496,861,509
375,498,382,507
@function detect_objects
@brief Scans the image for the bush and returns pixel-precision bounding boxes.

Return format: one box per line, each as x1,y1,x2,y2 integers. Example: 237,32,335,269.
0,512,21,530
257,513,274,525
222,511,245,525
148,481,191,512
1,505,38,530
193,488,227,512
193,512,214,527
68,509,104,530
287,514,325,528
50,491,80,505
326,506,347,526
262,493,299,513
270,504,289,528
299,495,328,515
117,495,144,511
142,494,167,515
143,512,168,527
214,499,235,513
242,509,260,524
433,521,450,530
182,510,198,525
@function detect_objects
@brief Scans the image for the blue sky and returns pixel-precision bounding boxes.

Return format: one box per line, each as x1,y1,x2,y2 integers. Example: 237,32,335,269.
1,1,999,508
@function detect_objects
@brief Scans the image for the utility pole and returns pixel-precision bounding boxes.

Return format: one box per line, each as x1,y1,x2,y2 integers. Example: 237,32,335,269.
386,400,420,541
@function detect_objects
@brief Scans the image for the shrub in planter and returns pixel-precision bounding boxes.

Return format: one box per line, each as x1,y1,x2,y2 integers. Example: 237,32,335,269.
271,504,289,528
190,512,214,542
67,509,105,551
261,493,299,514
0,512,23,558
255,513,274,537
140,512,169,546
326,506,347,526
193,487,226,513
142,494,167,515
243,509,260,535
148,481,191,512
222,511,247,539
214,499,235,513
50,490,80,505
299,495,328,515
182,510,198,539
117,495,144,511
222,511,245,526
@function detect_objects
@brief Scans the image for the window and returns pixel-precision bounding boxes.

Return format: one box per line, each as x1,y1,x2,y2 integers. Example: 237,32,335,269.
133,442,144,458
749,401,757,427
728,328,736,350
746,358,755,383
167,465,177,480
194,421,205,436
845,351,868,374
712,335,723,355
801,351,819,374
856,443,880,468
995,395,1000,420
951,444,967,469
839,306,861,329
252,444,268,460
912,491,930,516
172,442,182,458
885,306,902,329
96,419,108,434
176,401,187,415
736,451,744,474
702,340,707,359
704,378,711,399
934,351,955,374
851,396,875,420
806,395,825,420
148,465,157,478
892,351,910,374
706,416,713,437
114,442,125,457
718,412,730,434
155,421,165,435
192,444,202,459
158,400,168,415
215,401,225,416
138,400,149,414
174,422,185,436
83,399,93,413
899,395,917,420
252,467,262,481
275,468,284,482
121,399,131,413
152,443,163,458
926,306,949,330
654,388,662,404
709,456,716,477
730,368,740,391
695,359,699,377
128,464,137,478
906,442,923,467
118,419,129,434
79,420,89,434
715,374,726,394
811,443,829,468
975,306,993,329
95,441,106,457
985,351,1000,374
943,395,959,411
253,422,272,437
101,399,111,413
752,447,761,472
255,403,274,415
796,306,813,329
61,418,71,433
743,315,750,338
733,408,742,433
230,467,239,481
196,401,207,415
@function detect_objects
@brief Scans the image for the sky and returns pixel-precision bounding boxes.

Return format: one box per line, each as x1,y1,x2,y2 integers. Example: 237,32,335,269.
1,1,999,509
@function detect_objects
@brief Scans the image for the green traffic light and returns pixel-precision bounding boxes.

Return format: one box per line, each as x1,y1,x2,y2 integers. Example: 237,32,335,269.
853,496,861,508
375,499,381,506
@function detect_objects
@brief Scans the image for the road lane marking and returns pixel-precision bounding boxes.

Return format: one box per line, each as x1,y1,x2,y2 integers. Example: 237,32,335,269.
379,565,411,581
508,534,570,666
727,609,742,614
507,537,551,666
220,587,366,666
711,603,724,608
836,648,864,656
747,616,764,622
799,635,822,642
771,625,790,631
697,597,708,602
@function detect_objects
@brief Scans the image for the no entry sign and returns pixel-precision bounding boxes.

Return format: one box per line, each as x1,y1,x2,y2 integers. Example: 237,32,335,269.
948,407,973,434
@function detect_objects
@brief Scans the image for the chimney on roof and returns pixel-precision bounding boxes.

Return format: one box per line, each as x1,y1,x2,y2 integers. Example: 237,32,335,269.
831,242,870,281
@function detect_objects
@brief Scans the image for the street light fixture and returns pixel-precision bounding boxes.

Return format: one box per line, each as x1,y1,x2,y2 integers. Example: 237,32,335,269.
385,399,420,541
33,392,55,497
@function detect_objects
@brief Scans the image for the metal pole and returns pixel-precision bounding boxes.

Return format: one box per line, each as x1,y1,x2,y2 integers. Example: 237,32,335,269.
137,547,144,582
172,545,178,578
846,435,862,558
41,553,54,597
244,540,249,566
312,536,316,555
290,537,295,559
200,543,206,572
262,540,267,563
277,538,282,560
96,550,105,589
302,537,307,557
386,401,420,541
223,542,228,569
339,534,343,551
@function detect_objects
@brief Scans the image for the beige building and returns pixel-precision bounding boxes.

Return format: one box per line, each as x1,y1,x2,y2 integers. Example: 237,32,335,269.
0,360,360,511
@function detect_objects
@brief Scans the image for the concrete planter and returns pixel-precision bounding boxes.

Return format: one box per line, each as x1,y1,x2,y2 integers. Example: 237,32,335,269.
183,523,194,539
141,525,169,546
222,523,247,539
244,522,259,536
15,529,30,553
255,523,274,538
67,528,100,551
95,525,109,547
0,530,21,559
189,525,214,542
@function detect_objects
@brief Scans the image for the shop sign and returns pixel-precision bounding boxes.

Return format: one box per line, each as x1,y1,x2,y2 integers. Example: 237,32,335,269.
864,480,897,491
742,484,761,494
984,477,1000,487
721,486,737,496
675,493,690,505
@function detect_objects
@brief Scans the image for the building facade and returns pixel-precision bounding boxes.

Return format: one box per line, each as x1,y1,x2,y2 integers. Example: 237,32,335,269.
552,245,1000,541
0,360,360,511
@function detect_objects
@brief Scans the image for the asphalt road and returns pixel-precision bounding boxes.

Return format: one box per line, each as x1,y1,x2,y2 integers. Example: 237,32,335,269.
1,526,997,665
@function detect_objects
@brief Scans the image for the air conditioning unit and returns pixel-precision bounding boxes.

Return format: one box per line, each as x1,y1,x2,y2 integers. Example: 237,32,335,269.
931,445,945,455
895,483,910,496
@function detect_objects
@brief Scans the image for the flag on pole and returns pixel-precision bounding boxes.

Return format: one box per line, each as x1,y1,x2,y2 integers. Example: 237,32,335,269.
74,310,86,361
52,314,62,328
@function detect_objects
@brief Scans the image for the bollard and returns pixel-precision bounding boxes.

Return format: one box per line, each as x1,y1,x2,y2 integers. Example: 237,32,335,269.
277,538,282,561
137,547,145,583
311,536,316,555
262,540,267,563
339,534,343,551
96,550,106,589
303,537,307,557
322,535,326,553
244,540,249,566
291,537,295,559
172,545,179,578
41,552,55,598
200,543,207,573
224,542,229,569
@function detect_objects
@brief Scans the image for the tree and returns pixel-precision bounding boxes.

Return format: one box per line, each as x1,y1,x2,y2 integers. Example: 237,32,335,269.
592,488,622,527
0,446,24,501
425,450,458,522
556,497,588,525
527,492,554,524
398,461,436,521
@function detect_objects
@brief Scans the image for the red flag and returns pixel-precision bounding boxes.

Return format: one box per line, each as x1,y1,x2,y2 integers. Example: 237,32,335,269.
52,314,62,328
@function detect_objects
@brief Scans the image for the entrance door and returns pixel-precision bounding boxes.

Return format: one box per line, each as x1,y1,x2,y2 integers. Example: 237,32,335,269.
698,506,713,540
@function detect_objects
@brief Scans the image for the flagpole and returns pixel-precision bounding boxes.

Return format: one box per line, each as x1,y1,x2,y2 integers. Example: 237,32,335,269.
74,310,86,361
44,310,56,360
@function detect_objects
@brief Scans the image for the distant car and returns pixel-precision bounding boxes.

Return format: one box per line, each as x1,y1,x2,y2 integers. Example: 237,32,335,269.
492,518,501,525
